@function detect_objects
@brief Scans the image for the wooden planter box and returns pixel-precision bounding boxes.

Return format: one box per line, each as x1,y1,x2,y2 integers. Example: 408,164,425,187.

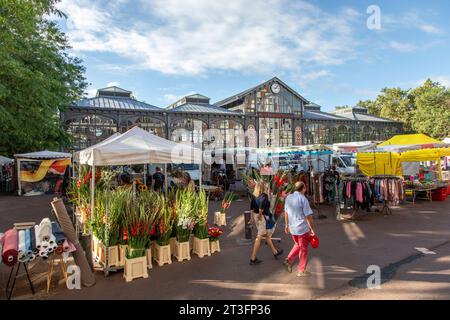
214,212,226,226
170,237,177,257
146,248,153,270
123,256,148,282
189,234,194,249
173,240,191,262
91,235,100,261
193,237,211,258
99,244,120,268
210,240,221,254
154,243,172,266
118,244,128,267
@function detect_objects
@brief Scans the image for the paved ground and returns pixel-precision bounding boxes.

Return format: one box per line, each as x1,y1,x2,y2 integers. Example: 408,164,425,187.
0,193,449,300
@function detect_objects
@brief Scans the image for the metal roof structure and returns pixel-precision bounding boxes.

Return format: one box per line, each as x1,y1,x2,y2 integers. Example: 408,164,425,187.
72,96,161,111
215,77,310,107
333,106,399,123
169,103,242,115
303,110,350,121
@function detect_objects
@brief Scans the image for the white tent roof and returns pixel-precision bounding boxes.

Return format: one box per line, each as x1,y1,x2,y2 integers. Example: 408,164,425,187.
73,132,121,162
78,126,202,166
15,150,72,159
0,155,14,166
332,141,378,152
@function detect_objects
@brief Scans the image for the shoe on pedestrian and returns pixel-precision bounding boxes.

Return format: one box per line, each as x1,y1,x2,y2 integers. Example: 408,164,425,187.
273,249,284,259
250,258,262,265
283,259,292,273
296,271,311,277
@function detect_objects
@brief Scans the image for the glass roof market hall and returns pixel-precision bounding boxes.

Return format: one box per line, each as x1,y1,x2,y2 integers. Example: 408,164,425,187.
62,77,402,152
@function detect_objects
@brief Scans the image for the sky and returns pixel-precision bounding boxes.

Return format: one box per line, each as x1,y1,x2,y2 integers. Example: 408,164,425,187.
55,0,450,111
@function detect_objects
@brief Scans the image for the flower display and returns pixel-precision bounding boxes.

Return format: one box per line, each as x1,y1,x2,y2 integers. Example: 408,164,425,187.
220,191,238,214
175,188,198,242
208,227,223,241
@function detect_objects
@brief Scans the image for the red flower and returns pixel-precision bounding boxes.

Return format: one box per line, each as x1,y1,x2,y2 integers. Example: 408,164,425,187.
150,223,156,236
76,180,82,188
131,223,138,237
122,228,128,241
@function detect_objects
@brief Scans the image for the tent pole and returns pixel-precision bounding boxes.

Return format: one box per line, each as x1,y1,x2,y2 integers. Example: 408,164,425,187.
17,159,21,196
90,165,95,234
144,164,147,185
438,157,442,181
164,163,168,191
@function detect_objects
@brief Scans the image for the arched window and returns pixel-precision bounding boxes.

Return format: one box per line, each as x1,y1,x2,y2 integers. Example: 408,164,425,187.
65,115,117,151
209,120,244,149
295,126,302,145
121,116,166,138
170,119,207,149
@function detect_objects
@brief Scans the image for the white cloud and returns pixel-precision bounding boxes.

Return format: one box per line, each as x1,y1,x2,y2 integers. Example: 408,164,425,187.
107,81,120,87
416,75,450,88
85,88,97,97
383,10,444,35
164,91,197,104
57,0,361,76
388,41,417,52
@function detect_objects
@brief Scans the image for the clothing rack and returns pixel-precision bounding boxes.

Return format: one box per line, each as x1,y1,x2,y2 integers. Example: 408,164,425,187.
370,175,403,216
339,177,372,220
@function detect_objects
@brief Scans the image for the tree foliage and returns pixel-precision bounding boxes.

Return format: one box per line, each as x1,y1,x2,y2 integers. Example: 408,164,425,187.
0,0,86,156
354,79,450,140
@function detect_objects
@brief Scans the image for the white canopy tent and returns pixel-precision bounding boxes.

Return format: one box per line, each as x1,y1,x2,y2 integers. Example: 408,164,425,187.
0,155,13,166
331,141,378,152
77,126,203,223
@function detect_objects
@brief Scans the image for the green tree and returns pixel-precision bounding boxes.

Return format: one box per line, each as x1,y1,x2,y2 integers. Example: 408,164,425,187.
410,79,450,140
356,100,380,116
375,87,414,132
0,0,86,156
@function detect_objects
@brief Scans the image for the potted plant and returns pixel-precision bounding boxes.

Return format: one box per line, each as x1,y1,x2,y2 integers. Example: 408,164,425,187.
122,191,160,282
154,195,173,266
173,189,196,262
208,227,223,254
193,190,211,258
214,191,237,226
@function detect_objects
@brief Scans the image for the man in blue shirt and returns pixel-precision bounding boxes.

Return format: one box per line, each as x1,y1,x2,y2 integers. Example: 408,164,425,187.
283,181,316,277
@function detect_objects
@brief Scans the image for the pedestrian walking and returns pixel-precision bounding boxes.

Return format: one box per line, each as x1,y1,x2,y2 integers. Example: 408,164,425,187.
283,181,316,277
249,181,283,265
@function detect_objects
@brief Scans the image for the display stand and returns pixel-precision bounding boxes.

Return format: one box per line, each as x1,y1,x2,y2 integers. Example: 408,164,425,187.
371,175,401,216
339,176,370,221
5,262,35,300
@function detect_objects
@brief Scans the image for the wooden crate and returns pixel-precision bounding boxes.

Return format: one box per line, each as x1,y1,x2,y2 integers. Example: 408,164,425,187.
189,234,194,249
154,243,172,266
193,237,211,258
100,244,120,268
214,212,226,226
118,244,128,267
123,256,148,282
146,248,153,270
169,237,177,257
173,240,191,262
210,240,221,254
91,235,100,261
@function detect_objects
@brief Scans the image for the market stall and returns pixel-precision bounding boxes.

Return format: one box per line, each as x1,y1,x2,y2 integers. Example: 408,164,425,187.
76,126,209,277
0,155,14,193
14,151,72,196
357,134,450,204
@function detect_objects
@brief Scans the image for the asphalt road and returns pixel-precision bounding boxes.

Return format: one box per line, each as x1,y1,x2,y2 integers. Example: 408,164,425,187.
1,193,449,300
